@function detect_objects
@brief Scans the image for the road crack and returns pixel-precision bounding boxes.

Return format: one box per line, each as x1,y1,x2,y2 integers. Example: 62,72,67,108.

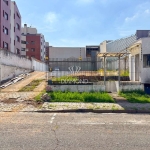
51,124,60,150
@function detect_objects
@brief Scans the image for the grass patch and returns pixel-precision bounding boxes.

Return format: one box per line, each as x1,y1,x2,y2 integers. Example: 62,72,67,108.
19,79,43,92
119,90,150,103
47,91,114,103
34,90,46,102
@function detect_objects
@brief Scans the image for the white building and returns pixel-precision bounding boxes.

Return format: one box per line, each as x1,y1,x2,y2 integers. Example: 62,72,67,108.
49,47,86,59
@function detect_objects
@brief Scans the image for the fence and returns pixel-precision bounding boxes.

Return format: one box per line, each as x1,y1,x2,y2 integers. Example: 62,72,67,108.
48,57,131,85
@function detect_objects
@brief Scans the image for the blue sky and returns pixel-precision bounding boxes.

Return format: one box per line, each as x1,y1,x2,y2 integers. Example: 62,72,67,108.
15,0,150,47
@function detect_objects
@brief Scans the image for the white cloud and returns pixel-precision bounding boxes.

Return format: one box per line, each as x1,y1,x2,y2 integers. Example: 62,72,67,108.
125,8,150,23
125,13,139,22
38,12,60,33
145,9,150,14
45,12,58,23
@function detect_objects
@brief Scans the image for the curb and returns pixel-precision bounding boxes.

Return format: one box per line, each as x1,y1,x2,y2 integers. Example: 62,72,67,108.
1,109,150,114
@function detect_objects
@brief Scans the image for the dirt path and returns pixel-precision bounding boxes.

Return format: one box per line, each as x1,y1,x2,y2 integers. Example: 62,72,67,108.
33,81,47,92
1,71,46,92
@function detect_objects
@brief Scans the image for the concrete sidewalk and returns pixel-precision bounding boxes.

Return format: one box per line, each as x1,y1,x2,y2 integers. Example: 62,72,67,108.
0,101,150,113
0,92,150,113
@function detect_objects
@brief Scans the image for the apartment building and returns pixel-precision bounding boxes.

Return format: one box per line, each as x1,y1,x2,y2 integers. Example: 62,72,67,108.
21,24,47,62
0,0,11,50
45,42,49,61
10,1,21,54
0,0,21,52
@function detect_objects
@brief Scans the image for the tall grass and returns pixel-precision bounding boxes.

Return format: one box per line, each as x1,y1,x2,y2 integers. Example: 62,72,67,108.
119,90,150,103
47,91,114,103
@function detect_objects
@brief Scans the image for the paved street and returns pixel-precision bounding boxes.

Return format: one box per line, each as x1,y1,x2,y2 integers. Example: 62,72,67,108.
0,113,150,150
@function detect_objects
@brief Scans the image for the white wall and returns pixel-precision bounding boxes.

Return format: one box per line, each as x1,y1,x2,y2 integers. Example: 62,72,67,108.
49,47,86,59
0,65,31,82
32,58,48,71
100,41,107,53
0,49,48,82
0,49,32,69
141,38,150,83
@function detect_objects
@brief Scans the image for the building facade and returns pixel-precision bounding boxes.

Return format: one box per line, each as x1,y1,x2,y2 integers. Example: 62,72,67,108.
21,24,47,62
0,0,21,53
49,47,86,60
0,0,11,50
45,42,49,61
10,1,21,54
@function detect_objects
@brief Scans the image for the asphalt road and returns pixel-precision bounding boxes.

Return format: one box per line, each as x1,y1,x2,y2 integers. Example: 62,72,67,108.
0,112,150,150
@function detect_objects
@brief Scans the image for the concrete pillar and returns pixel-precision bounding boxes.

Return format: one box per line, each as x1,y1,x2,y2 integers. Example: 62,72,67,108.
104,56,106,91
118,56,121,88
131,56,135,81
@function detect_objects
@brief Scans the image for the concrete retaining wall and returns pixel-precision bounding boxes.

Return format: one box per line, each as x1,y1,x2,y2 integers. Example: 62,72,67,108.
50,81,144,92
0,49,32,69
120,84,144,91
50,85,105,92
1,64,31,82
32,58,48,71
106,81,117,92
0,49,48,82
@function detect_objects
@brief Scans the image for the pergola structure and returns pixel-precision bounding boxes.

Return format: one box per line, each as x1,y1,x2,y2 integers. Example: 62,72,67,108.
97,52,130,88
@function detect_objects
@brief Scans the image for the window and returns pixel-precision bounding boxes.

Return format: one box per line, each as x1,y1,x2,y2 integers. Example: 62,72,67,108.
4,12,8,20
31,41,35,44
16,36,20,42
3,0,8,5
16,23,20,30
16,49,20,54
21,48,25,51
3,27,8,35
14,40,15,45
21,40,26,44
31,48,35,52
143,54,150,68
14,13,15,19
3,42,8,49
16,12,20,18
14,27,15,32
